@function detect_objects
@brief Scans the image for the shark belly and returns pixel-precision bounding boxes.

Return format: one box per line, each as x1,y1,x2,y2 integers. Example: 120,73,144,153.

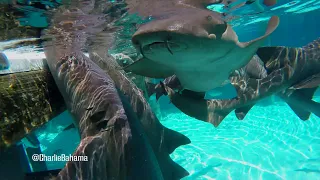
176,69,229,92
175,46,258,92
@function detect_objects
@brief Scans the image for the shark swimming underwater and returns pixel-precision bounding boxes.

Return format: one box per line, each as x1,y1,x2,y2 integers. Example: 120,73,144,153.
157,37,320,127
1,1,191,179
42,0,191,179
146,55,266,101
123,0,279,93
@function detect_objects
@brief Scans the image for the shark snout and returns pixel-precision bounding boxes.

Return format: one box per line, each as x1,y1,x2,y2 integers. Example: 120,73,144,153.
132,33,188,56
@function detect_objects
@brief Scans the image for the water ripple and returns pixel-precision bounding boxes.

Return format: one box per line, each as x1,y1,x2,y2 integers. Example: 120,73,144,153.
161,98,320,179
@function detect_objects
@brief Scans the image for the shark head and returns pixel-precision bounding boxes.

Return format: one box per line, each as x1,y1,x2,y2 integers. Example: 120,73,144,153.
132,8,235,68
126,6,279,92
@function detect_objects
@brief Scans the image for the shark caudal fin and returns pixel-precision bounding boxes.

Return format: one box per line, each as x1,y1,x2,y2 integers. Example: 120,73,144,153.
123,57,174,78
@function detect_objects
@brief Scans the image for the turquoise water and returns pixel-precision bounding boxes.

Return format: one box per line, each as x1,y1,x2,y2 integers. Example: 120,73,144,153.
161,94,320,179
27,92,320,179
1,0,320,179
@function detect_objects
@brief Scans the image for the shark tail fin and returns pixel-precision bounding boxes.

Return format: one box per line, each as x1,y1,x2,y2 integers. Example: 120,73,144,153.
163,126,191,154
235,105,254,120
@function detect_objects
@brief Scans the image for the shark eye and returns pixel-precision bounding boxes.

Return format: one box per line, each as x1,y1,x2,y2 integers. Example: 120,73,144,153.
206,15,213,21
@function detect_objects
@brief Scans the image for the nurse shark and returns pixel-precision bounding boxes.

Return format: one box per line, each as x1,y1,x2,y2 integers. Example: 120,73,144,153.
157,37,320,126
124,0,279,93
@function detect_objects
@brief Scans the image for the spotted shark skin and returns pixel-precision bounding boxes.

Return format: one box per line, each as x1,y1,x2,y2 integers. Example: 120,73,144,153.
42,0,190,179
161,37,320,127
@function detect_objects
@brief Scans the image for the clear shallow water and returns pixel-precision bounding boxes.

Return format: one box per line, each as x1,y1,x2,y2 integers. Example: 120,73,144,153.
160,95,320,180
29,93,320,179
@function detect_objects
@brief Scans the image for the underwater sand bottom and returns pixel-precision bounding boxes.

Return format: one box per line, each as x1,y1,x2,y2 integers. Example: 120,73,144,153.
161,96,320,180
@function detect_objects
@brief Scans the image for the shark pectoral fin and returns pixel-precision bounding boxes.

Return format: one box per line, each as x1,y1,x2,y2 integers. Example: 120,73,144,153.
123,57,174,78
280,87,318,120
291,73,320,89
240,16,279,49
164,85,209,121
207,109,232,127
163,126,191,154
235,105,254,120
180,89,206,99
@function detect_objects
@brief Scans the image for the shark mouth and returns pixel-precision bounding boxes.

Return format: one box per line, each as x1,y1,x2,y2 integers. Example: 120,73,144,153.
140,41,187,56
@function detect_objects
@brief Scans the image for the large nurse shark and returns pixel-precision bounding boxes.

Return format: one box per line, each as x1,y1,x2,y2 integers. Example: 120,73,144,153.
123,0,279,93
44,1,191,179
158,37,320,127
